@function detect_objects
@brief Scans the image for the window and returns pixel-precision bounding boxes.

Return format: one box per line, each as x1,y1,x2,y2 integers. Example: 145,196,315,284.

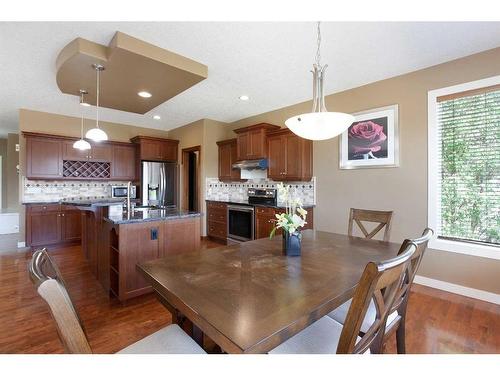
428,76,500,260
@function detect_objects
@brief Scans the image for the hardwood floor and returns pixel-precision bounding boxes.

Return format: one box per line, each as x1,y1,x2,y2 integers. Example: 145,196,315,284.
0,239,498,354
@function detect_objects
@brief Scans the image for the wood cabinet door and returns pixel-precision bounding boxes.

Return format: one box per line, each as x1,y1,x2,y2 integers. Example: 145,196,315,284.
90,143,112,162
62,140,89,161
236,132,249,160
161,142,178,162
140,140,162,161
255,212,276,239
28,211,62,246
267,135,284,180
111,144,136,180
248,129,265,159
283,133,302,180
218,142,232,180
26,137,63,179
61,210,82,241
162,217,201,256
120,223,160,296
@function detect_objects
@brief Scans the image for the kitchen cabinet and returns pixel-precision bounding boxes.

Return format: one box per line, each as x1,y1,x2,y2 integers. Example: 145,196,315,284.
106,216,200,301
255,206,278,240
131,136,179,162
24,132,137,181
267,128,313,181
234,123,280,160
62,141,111,162
255,206,314,239
206,201,227,242
26,204,82,248
26,135,63,179
111,144,137,180
216,138,246,182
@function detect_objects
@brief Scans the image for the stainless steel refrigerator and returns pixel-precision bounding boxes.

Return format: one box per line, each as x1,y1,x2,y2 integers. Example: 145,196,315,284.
141,161,177,207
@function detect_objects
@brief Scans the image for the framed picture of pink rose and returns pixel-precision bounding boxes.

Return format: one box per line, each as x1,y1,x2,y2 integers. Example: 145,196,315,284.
339,104,399,169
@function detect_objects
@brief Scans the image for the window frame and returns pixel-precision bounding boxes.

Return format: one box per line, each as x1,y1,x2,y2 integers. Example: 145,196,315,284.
427,75,500,260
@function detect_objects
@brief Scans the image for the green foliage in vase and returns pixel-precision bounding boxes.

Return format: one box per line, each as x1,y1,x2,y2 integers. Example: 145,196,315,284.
439,90,499,244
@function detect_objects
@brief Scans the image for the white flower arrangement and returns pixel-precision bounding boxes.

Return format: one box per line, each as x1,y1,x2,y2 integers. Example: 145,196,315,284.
270,182,308,238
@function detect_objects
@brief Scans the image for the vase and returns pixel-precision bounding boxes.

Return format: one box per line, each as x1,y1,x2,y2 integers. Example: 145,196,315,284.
282,231,302,256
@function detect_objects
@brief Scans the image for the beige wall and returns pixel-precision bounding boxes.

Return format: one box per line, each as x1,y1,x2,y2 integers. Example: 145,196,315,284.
7,133,19,210
228,47,500,294
168,118,231,236
18,109,171,243
0,139,7,208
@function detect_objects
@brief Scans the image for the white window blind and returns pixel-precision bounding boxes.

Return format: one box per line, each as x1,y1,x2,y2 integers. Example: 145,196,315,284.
436,85,500,246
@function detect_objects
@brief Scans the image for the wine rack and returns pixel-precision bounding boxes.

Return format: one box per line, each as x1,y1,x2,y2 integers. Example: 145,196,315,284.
63,160,111,179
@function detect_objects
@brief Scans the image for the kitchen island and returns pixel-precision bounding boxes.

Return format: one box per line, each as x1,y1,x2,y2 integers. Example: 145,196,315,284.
103,207,201,302
69,200,201,302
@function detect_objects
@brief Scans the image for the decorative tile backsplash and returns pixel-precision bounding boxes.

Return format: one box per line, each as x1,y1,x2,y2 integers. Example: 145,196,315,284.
21,178,131,203
205,177,316,206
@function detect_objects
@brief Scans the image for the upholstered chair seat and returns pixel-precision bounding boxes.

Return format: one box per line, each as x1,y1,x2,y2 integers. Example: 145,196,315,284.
117,324,206,354
270,316,367,354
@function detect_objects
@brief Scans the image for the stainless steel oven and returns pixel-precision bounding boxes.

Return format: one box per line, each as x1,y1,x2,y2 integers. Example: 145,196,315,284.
227,204,254,243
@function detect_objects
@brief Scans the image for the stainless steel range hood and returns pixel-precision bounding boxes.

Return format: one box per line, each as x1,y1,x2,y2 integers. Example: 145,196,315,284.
232,159,268,170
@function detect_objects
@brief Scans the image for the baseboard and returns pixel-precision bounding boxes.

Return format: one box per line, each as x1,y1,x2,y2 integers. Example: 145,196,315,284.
414,275,500,305
17,241,26,248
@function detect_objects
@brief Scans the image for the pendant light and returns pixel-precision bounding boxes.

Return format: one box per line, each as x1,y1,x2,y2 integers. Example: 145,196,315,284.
73,90,91,150
85,64,108,142
285,22,354,141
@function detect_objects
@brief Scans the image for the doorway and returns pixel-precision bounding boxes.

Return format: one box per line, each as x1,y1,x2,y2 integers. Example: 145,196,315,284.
181,146,201,212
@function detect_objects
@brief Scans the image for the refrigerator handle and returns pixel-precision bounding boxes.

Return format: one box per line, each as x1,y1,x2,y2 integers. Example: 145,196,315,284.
160,164,165,206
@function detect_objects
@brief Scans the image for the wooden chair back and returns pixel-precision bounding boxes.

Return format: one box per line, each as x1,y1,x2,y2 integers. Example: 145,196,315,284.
348,208,393,242
391,228,434,314
336,241,416,354
28,248,92,354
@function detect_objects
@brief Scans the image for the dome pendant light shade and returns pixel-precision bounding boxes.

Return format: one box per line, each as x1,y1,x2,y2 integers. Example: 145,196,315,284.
73,138,91,150
285,22,354,141
85,64,108,142
74,90,91,150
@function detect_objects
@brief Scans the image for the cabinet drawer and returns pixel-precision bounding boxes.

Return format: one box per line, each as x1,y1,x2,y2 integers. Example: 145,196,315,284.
207,221,227,239
208,210,227,223
256,206,275,215
29,204,61,213
207,201,227,210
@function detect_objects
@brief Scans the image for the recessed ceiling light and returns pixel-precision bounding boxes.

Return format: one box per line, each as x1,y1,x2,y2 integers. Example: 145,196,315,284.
153,115,161,120
138,91,152,98
239,95,250,101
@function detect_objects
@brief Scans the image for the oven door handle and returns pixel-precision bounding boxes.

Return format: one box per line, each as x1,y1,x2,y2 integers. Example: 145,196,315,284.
227,205,254,212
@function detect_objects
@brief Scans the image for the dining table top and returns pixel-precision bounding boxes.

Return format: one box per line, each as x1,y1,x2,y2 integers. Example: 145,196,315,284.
137,230,402,353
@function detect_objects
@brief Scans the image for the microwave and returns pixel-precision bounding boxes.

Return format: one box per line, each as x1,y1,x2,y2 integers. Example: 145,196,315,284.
111,185,136,199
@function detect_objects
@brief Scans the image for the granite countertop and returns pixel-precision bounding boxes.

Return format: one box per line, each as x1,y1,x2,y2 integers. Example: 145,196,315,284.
22,198,130,206
105,207,202,225
206,199,316,209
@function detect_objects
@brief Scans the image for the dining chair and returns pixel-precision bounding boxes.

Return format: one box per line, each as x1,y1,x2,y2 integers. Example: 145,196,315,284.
28,248,206,354
269,240,416,354
348,208,394,242
328,228,433,353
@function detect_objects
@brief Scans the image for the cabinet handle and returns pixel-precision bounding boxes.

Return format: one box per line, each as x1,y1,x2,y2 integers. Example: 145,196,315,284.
61,213,65,217
42,206,47,210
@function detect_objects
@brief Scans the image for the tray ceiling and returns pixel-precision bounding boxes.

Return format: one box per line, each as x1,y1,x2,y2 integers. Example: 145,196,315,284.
56,32,207,114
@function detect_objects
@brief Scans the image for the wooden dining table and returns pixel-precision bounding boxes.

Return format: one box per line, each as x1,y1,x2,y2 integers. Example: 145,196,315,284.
137,230,401,354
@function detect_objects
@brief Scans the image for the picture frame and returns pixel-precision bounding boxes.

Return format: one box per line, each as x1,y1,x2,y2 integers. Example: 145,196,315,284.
339,104,399,169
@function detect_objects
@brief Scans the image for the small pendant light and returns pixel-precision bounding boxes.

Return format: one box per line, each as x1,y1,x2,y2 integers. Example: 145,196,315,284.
285,22,355,140
73,90,91,150
85,64,108,142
